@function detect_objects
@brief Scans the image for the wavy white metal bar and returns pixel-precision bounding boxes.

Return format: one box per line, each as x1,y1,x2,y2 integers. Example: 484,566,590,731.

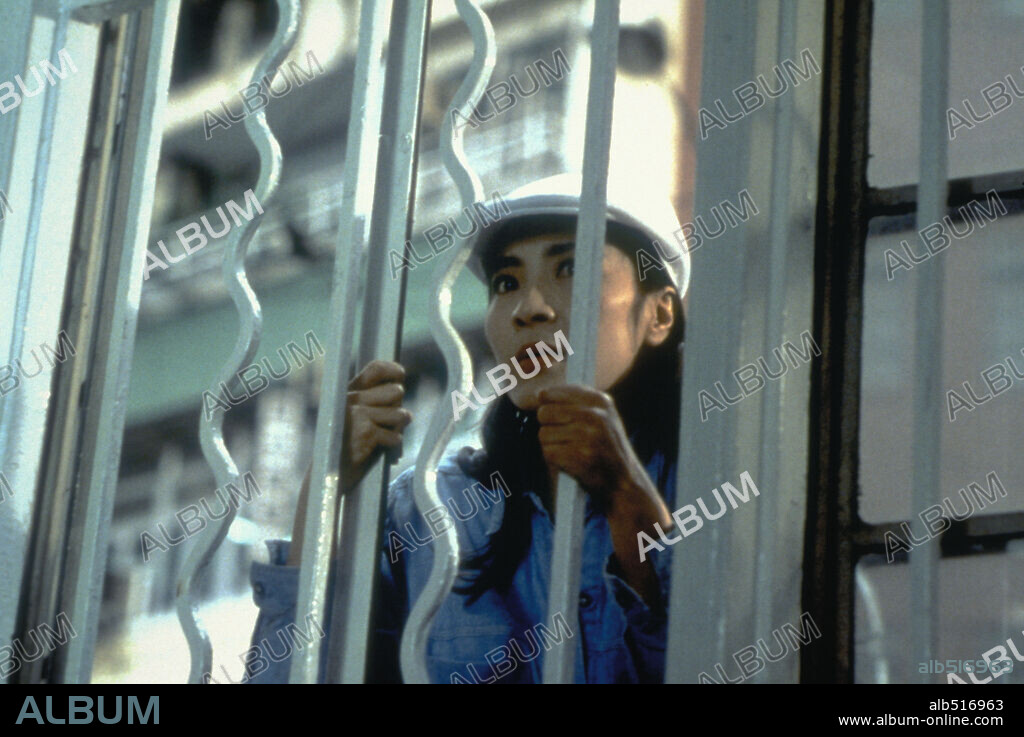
910,0,948,684
542,0,620,685
179,0,299,684
290,0,393,685
398,0,495,685
324,0,431,684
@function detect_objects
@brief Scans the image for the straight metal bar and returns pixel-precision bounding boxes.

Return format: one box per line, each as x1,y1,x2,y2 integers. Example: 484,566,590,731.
799,0,873,683
750,0,798,682
909,0,948,683
665,0,756,684
290,0,393,685
866,169,1024,216
57,0,182,683
0,5,70,541
325,0,431,684
0,2,67,685
853,517,1024,553
0,3,33,232
14,10,130,685
180,0,298,683
398,0,494,684
541,0,619,685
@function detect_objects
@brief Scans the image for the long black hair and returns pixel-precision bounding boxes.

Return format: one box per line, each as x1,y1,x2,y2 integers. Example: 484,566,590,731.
453,216,684,602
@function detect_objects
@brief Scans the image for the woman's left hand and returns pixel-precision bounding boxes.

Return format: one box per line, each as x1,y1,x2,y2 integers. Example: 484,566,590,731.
536,385,673,604
536,385,672,527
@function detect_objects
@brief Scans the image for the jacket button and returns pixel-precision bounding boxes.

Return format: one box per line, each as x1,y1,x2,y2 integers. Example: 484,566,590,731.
579,592,593,608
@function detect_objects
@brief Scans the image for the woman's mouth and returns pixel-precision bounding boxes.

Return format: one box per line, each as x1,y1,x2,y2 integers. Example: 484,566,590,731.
513,342,544,373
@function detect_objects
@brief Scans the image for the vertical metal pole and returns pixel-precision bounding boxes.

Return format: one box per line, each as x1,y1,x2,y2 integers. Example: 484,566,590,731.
0,2,32,230
0,5,70,544
58,0,182,683
910,0,948,684
542,0,619,685
15,11,130,684
325,0,430,684
800,0,871,684
665,0,755,684
666,0,824,684
750,0,797,683
0,2,57,683
290,0,393,685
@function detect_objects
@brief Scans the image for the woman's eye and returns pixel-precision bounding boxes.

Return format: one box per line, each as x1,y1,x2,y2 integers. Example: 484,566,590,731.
492,274,517,294
557,258,574,278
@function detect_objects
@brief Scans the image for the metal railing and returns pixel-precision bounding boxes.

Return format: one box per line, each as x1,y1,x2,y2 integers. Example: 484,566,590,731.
908,0,948,685
541,0,619,684
286,0,629,684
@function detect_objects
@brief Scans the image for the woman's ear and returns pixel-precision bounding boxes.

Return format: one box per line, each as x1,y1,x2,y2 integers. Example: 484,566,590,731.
643,287,676,348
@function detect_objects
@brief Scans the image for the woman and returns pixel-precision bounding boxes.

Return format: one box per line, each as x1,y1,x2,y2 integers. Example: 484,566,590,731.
246,173,690,683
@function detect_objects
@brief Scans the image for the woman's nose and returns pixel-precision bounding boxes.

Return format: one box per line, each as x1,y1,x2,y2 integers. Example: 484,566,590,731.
512,285,556,326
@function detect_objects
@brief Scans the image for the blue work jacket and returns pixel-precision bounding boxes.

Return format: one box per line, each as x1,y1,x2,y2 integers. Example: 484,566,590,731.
246,450,676,683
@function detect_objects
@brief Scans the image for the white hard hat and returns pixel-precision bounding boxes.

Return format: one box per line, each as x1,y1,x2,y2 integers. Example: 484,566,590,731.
467,172,690,298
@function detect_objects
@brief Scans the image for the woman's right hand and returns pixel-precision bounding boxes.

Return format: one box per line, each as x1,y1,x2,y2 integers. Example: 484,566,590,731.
340,359,412,493
288,360,411,565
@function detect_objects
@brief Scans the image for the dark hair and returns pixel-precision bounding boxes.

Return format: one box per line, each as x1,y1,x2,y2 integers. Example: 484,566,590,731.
454,219,684,602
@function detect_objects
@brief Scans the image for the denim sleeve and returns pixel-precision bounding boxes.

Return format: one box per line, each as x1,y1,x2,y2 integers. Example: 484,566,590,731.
245,530,406,682
601,542,672,684
245,539,303,683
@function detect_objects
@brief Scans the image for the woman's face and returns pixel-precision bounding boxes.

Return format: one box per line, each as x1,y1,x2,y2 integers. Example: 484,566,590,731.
483,232,676,410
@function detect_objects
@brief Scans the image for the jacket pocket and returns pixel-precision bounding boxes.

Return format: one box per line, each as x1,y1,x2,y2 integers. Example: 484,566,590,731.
428,628,535,684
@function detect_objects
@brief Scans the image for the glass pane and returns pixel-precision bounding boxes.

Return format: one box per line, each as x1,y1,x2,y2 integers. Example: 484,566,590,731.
860,211,1024,523
855,547,1024,683
869,0,1024,187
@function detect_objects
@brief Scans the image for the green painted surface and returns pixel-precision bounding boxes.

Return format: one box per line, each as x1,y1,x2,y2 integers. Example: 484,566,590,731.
127,255,488,423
